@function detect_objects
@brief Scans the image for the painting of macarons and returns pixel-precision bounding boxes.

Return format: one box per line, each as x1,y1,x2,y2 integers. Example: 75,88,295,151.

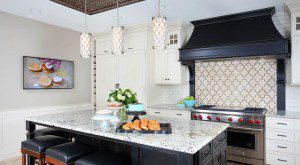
53,75,64,86
23,56,74,89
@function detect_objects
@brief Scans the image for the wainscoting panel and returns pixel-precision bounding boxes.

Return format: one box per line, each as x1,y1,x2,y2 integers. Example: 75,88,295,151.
0,103,91,161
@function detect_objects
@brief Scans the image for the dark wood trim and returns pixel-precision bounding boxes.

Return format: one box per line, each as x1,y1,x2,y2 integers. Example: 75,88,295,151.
45,156,74,165
180,39,289,62
26,121,36,165
21,148,44,165
277,57,286,111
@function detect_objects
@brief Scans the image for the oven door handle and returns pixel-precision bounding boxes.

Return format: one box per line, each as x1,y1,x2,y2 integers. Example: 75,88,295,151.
230,126,263,132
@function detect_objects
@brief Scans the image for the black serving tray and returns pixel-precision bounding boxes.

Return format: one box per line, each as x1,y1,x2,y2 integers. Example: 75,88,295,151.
116,123,172,134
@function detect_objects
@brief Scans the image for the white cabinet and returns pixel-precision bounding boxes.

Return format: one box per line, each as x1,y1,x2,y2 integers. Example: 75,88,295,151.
147,108,191,120
266,117,300,165
286,2,300,85
166,29,183,49
124,31,146,51
96,37,111,55
119,51,146,103
155,49,187,85
291,36,300,84
96,54,118,108
96,50,146,108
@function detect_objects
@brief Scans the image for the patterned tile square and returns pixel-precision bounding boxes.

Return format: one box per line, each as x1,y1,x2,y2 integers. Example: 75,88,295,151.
195,57,277,111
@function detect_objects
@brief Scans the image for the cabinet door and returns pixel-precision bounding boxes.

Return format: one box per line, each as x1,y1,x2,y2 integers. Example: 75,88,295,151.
96,54,117,109
124,31,146,51
167,49,182,84
118,50,145,103
155,50,168,84
291,36,300,84
96,37,111,55
166,30,180,49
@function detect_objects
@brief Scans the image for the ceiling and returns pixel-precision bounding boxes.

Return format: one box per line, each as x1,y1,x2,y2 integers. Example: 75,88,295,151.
50,0,144,15
0,0,286,34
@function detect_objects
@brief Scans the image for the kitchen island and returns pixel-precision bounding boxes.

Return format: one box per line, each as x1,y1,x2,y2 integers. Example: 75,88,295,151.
25,110,229,165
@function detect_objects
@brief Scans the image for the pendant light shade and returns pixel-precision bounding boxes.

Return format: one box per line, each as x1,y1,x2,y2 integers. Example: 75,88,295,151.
80,32,92,58
112,25,124,54
152,0,167,49
80,0,92,58
111,0,124,54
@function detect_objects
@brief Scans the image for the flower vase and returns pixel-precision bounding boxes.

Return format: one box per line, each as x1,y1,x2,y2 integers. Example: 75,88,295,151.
118,106,128,122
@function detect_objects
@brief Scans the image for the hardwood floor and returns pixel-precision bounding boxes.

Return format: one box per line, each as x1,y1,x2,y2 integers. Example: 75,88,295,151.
0,157,21,165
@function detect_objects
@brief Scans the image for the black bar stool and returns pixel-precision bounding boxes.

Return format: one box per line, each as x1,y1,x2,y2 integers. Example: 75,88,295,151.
34,128,73,139
75,151,131,165
21,135,69,165
45,141,96,165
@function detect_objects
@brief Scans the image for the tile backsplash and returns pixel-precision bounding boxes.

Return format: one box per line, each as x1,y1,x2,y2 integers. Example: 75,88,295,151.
195,57,277,111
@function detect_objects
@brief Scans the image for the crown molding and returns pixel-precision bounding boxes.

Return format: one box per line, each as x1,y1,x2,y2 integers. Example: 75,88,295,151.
285,1,300,14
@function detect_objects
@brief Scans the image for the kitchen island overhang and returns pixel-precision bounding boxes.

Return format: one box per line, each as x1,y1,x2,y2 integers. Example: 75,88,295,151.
25,110,229,165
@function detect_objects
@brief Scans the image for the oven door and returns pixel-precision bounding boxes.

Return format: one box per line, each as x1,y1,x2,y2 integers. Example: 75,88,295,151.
227,126,264,160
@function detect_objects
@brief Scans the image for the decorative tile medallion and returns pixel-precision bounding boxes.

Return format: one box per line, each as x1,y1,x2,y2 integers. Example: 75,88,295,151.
195,57,277,111
51,0,144,15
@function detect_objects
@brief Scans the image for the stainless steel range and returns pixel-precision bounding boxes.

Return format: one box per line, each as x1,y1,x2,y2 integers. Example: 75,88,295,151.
191,105,266,165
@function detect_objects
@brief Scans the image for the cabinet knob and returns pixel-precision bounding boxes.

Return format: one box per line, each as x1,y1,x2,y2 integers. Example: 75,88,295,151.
128,48,133,50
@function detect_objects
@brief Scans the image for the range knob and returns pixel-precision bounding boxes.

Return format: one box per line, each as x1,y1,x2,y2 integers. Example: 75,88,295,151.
256,119,261,125
216,116,221,121
228,117,233,122
207,115,211,120
193,114,197,119
249,118,254,124
198,115,203,120
238,118,243,123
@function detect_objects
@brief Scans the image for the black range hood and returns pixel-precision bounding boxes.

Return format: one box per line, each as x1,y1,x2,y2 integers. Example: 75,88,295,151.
179,7,290,62
180,7,290,111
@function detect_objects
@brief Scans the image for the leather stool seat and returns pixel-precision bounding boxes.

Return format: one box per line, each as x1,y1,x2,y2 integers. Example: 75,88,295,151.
34,128,70,138
75,151,131,165
21,135,69,153
45,142,96,164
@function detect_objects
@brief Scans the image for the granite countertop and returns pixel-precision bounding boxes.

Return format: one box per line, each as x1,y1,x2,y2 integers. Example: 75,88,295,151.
26,110,229,154
265,110,300,120
148,104,193,111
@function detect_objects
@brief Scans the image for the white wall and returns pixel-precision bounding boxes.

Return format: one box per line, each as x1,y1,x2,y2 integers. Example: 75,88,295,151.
0,11,91,111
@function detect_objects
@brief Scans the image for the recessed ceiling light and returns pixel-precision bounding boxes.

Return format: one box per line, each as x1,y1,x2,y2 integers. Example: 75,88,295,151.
29,9,42,14
155,5,166,10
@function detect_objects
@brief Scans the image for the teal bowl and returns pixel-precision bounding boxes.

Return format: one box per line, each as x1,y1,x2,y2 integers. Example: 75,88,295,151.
184,100,196,108
177,104,185,109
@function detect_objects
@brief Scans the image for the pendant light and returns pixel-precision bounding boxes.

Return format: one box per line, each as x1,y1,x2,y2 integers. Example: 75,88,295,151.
111,0,125,54
80,0,92,58
152,0,167,49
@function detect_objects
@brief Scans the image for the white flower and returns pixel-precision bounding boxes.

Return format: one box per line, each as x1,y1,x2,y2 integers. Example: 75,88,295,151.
121,96,126,101
119,89,125,94
126,92,132,98
110,96,115,102
117,94,123,101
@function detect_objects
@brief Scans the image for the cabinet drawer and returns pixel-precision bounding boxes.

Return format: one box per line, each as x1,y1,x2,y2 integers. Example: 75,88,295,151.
147,109,190,120
266,151,297,165
266,140,298,154
266,117,295,130
266,129,296,142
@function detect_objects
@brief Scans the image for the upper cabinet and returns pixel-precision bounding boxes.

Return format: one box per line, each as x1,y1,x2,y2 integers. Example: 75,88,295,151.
96,37,111,55
95,30,146,55
155,49,187,85
155,23,189,85
286,2,300,85
124,31,146,51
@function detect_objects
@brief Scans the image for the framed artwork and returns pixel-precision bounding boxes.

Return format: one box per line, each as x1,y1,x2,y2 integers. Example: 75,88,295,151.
23,56,74,89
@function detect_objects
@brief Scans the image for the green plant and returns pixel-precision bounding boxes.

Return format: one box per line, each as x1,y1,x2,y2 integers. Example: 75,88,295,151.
108,88,138,107
184,96,195,100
